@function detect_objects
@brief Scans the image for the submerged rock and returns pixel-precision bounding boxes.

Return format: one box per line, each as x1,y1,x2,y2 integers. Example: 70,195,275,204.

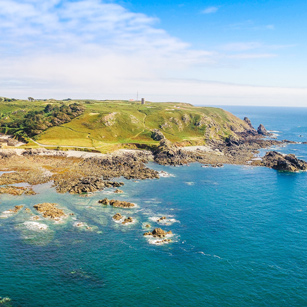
33,203,66,220
261,151,307,172
114,189,123,194
122,217,133,224
143,228,172,238
8,205,24,213
0,186,36,196
98,198,135,208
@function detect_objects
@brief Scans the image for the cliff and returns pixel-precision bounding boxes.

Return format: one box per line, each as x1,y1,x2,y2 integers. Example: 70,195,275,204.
0,99,256,152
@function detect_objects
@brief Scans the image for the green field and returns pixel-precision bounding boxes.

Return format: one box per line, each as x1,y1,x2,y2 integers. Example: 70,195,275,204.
0,98,250,152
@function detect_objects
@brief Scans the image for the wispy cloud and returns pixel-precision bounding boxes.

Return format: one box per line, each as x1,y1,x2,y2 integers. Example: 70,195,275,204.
221,42,263,52
228,53,277,59
0,0,301,106
201,6,219,14
228,20,275,31
219,42,296,54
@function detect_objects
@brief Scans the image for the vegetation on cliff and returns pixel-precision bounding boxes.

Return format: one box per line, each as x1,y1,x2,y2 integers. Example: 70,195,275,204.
0,98,251,152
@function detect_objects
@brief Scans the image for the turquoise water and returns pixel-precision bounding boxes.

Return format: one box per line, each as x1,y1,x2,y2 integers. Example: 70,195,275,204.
1,107,307,306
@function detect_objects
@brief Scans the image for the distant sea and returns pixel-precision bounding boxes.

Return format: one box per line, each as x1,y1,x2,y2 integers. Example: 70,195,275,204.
1,106,307,307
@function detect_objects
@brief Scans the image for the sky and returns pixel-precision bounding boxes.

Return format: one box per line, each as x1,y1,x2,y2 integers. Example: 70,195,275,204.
0,0,306,106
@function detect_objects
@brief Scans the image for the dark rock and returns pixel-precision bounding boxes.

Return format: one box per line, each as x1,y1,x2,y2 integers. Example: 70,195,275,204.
64,177,124,194
244,117,253,128
225,135,240,147
261,151,307,172
257,124,270,136
151,129,165,141
282,140,298,144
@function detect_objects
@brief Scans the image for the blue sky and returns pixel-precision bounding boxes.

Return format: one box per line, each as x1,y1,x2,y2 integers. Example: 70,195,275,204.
0,0,306,106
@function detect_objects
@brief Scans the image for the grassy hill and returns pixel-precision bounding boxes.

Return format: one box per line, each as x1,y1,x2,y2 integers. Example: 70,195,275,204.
0,98,251,153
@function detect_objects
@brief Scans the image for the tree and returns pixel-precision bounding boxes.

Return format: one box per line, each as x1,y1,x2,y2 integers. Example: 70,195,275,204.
28,97,34,102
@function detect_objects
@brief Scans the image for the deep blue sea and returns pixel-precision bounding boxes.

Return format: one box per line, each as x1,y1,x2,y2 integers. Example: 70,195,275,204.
1,106,307,307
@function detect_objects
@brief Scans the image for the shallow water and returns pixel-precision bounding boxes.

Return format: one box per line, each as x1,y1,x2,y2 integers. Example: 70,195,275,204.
1,107,307,306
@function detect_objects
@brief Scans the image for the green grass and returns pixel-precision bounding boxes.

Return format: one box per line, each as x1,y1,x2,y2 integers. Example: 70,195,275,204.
0,99,250,152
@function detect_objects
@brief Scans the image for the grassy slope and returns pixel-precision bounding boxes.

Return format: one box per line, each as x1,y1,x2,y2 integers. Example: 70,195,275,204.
0,99,250,152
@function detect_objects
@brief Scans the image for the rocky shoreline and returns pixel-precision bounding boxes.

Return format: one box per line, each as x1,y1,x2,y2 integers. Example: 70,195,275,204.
0,120,306,198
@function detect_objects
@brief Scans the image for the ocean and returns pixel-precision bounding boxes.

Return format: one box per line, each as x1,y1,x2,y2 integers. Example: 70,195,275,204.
1,106,307,306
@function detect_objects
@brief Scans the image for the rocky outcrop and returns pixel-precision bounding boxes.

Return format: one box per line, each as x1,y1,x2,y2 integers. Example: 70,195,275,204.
244,117,253,128
82,151,159,181
113,213,133,224
182,114,191,124
160,121,172,131
257,124,270,136
154,139,192,165
22,148,66,156
98,198,136,208
143,228,172,238
56,176,124,194
0,186,36,196
33,203,66,219
8,205,24,213
151,129,165,141
102,112,117,126
113,213,123,221
261,151,307,172
114,189,123,194
122,217,133,224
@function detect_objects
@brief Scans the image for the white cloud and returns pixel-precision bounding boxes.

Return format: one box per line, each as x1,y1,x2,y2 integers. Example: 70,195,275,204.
228,53,277,59
0,0,305,106
202,6,219,14
221,42,263,52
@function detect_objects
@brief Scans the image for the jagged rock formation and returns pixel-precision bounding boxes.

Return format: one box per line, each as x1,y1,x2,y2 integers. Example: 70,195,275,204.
59,177,123,194
154,139,191,165
33,203,66,219
113,213,123,221
257,124,270,136
8,205,24,213
151,129,165,141
122,217,133,224
261,151,307,172
0,186,36,196
98,198,136,208
244,117,253,127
